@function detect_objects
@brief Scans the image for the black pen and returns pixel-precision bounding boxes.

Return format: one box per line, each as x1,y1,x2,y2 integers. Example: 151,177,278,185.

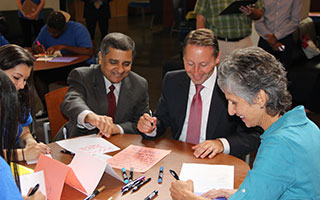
144,190,158,200
84,185,105,200
132,177,151,193
122,179,143,195
169,169,180,180
32,133,40,143
129,167,134,182
28,183,39,196
149,110,154,126
158,166,163,184
60,149,74,155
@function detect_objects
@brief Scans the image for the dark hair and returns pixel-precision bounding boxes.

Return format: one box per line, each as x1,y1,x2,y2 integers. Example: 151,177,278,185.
217,47,292,116
47,11,66,30
0,69,20,188
183,28,219,58
0,44,34,123
100,32,136,58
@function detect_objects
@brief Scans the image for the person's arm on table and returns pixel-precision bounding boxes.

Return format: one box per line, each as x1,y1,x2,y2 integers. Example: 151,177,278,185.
46,45,94,56
84,112,120,137
137,113,157,135
19,127,51,161
192,139,226,159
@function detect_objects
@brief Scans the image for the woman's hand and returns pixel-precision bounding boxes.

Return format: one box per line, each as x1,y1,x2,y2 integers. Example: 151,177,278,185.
201,189,237,199
24,143,51,161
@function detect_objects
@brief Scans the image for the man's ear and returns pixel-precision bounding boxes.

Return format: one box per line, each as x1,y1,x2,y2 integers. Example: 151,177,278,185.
98,51,102,65
254,89,268,108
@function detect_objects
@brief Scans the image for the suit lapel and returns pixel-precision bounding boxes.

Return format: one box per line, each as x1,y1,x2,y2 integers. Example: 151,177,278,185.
93,65,109,114
206,83,226,137
115,74,133,121
176,73,191,135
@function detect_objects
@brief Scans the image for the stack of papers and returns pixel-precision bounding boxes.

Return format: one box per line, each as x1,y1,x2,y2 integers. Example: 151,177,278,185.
179,163,234,195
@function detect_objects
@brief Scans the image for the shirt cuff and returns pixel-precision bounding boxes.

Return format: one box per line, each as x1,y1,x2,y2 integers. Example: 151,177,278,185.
116,124,124,134
218,138,230,154
77,110,96,130
145,127,157,137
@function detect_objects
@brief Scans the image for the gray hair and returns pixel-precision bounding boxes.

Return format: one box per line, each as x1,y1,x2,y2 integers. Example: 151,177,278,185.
100,32,136,58
182,28,219,58
217,47,292,116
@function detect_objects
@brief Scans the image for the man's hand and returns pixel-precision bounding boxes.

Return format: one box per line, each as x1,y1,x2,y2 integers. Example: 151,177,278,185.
32,43,46,54
170,180,195,200
201,189,237,199
192,140,224,158
239,5,254,16
46,45,64,55
85,113,119,137
264,34,284,51
137,113,157,133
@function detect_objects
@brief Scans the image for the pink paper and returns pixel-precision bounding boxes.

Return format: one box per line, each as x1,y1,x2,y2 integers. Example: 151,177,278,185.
35,151,107,199
35,154,70,200
107,145,171,173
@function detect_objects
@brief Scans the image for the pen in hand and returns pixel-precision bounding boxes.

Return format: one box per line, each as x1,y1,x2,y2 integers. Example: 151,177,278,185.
169,169,180,180
28,183,39,196
149,110,154,126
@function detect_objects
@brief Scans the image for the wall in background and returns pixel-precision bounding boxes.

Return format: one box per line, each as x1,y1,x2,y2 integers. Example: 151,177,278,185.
0,0,59,11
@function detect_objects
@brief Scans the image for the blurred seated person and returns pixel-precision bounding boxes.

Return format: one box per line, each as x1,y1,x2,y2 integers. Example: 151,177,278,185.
0,14,9,46
0,44,51,162
32,10,95,118
170,47,320,200
55,32,149,140
0,69,46,200
138,29,261,159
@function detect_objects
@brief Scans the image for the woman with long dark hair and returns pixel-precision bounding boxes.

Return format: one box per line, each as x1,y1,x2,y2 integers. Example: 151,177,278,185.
0,44,50,162
0,69,45,199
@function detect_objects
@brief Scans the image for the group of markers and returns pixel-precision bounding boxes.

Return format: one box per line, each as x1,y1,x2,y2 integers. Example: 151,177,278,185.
121,167,180,200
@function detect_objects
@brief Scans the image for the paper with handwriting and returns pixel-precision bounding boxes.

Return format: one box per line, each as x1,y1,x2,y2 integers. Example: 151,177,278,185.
107,145,171,173
56,134,120,155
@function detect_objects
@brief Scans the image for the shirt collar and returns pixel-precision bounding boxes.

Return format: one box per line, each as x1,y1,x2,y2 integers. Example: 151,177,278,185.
190,66,217,90
103,76,122,93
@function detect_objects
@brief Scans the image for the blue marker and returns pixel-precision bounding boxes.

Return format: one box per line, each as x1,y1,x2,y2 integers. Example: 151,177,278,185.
122,168,129,184
158,166,163,183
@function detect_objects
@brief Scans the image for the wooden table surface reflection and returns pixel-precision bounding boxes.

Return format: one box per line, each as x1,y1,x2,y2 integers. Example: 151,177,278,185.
44,134,249,200
33,55,90,71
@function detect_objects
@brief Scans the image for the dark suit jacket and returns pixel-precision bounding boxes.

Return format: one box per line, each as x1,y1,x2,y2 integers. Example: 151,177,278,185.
143,70,261,157
59,64,149,138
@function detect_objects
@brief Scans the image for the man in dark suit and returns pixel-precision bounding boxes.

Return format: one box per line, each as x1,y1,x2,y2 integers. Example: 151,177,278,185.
138,28,261,158
56,32,149,140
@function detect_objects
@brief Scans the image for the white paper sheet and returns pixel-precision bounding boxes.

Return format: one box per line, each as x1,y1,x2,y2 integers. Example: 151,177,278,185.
179,163,234,194
56,134,120,155
26,154,52,165
20,170,47,198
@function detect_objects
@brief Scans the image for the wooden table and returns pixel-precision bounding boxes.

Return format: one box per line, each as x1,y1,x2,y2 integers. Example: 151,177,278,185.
33,55,91,71
39,134,249,199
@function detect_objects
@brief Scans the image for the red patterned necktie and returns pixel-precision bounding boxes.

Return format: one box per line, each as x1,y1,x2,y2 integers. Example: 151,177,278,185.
186,84,204,144
107,85,116,119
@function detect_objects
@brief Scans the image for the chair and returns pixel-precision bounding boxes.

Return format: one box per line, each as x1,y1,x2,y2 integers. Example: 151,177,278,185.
42,86,69,143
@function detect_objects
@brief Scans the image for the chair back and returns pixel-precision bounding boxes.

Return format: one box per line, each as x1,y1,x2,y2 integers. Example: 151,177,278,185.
44,86,69,140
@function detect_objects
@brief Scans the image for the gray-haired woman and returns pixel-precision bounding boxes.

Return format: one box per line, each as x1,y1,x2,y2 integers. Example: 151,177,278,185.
170,47,320,200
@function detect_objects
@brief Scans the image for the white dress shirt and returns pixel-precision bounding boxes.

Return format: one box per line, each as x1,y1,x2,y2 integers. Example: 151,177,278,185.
76,76,124,133
147,68,230,154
